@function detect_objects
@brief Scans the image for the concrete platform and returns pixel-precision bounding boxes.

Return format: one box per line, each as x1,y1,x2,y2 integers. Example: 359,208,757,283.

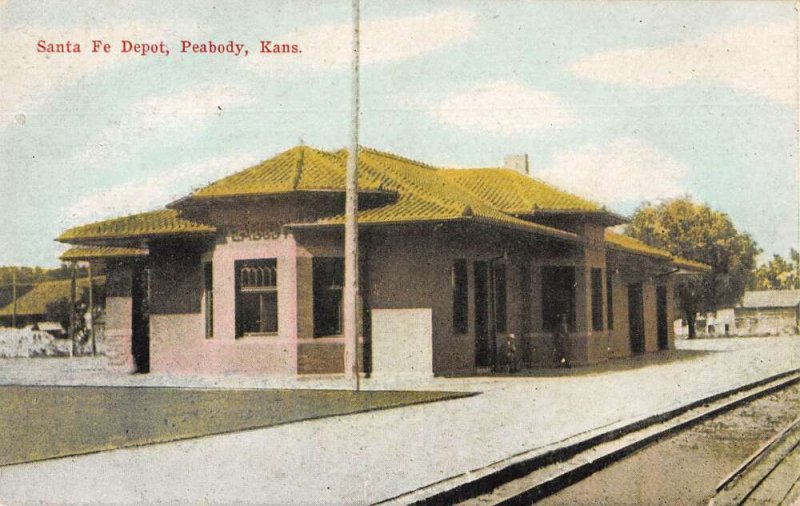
0,336,798,505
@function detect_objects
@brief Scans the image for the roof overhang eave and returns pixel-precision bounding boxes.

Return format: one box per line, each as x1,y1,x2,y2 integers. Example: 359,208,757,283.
286,215,579,243
606,243,672,261
56,230,215,245
515,209,628,226
59,251,149,262
168,188,399,209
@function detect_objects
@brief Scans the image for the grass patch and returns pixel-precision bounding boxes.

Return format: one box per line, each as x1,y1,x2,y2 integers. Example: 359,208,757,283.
0,386,470,466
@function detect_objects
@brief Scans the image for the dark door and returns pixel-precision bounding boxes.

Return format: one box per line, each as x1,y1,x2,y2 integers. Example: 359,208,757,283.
474,261,492,368
656,285,668,350
628,283,645,354
131,263,150,373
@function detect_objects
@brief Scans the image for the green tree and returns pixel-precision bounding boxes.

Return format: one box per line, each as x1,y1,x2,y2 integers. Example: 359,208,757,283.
627,198,760,338
750,249,800,290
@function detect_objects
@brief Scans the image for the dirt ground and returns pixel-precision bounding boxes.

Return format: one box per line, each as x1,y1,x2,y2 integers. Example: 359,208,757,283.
540,382,800,505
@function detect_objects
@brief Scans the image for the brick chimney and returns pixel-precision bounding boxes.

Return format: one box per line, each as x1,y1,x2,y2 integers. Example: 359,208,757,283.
504,154,529,175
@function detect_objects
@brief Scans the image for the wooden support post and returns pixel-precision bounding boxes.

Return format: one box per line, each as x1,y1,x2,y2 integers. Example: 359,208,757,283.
69,263,77,357
88,262,96,356
11,269,17,328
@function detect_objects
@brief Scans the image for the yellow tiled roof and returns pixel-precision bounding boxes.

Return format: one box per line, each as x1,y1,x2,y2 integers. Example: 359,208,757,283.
293,148,578,240
439,168,601,213
57,147,704,262
190,146,392,199
60,246,148,261
605,231,710,272
0,277,106,317
670,256,712,273
58,210,214,243
605,231,672,259
59,147,581,244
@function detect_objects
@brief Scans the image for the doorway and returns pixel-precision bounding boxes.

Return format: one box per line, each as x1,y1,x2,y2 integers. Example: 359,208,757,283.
474,261,493,368
628,283,645,354
131,263,150,373
656,285,668,350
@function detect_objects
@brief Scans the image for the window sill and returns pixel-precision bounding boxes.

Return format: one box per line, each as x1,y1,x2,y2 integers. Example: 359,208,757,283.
237,333,279,339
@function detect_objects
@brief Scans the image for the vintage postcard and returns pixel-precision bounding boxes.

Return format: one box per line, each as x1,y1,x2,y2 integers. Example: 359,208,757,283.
0,1,798,504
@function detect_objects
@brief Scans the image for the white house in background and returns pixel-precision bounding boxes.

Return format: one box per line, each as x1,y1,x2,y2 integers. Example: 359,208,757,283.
674,290,800,338
734,290,800,336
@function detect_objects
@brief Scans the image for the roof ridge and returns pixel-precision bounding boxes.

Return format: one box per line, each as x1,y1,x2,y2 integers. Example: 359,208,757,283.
362,147,441,171
358,151,466,215
291,146,305,190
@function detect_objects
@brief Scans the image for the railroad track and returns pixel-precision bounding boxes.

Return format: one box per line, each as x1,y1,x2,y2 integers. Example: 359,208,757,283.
710,416,800,505
380,369,800,506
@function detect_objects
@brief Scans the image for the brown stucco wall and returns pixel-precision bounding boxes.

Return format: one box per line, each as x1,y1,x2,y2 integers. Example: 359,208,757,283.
149,240,204,315
364,223,550,375
642,279,658,352
606,253,676,357
606,266,631,358
365,225,468,374
529,221,609,367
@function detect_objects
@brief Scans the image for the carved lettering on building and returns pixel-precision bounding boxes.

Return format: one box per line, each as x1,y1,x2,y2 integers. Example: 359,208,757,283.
227,222,283,242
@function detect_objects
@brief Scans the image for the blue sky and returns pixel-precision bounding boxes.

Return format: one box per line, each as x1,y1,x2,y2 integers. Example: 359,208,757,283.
0,0,797,266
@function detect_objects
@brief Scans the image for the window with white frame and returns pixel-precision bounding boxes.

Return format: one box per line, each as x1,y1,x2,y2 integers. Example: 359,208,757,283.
235,259,278,337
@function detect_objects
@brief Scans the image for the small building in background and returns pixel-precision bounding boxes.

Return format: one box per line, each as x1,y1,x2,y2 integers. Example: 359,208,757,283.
734,290,800,336
0,278,101,329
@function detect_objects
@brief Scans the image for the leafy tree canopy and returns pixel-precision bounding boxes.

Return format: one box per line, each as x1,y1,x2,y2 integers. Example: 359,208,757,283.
627,198,760,336
750,249,800,290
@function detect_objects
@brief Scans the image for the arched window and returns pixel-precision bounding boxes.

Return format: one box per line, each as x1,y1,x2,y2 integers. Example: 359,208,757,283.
235,259,278,336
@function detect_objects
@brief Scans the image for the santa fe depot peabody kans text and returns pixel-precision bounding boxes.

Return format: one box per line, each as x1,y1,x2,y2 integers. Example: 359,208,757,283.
36,39,300,57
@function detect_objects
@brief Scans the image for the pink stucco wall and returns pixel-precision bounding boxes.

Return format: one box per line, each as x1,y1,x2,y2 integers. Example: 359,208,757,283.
144,234,300,375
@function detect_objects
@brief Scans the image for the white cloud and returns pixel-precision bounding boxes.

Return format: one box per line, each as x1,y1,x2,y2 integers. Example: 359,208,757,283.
538,138,687,204
71,85,254,169
0,22,193,121
62,153,262,227
423,81,576,134
244,8,477,72
571,21,796,105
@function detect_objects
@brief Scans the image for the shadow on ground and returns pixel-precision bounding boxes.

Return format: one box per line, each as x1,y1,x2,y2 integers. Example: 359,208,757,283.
0,387,472,467
446,349,715,379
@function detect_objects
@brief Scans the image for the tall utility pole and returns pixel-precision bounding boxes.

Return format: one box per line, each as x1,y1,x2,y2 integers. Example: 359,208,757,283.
343,0,361,390
11,269,17,328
